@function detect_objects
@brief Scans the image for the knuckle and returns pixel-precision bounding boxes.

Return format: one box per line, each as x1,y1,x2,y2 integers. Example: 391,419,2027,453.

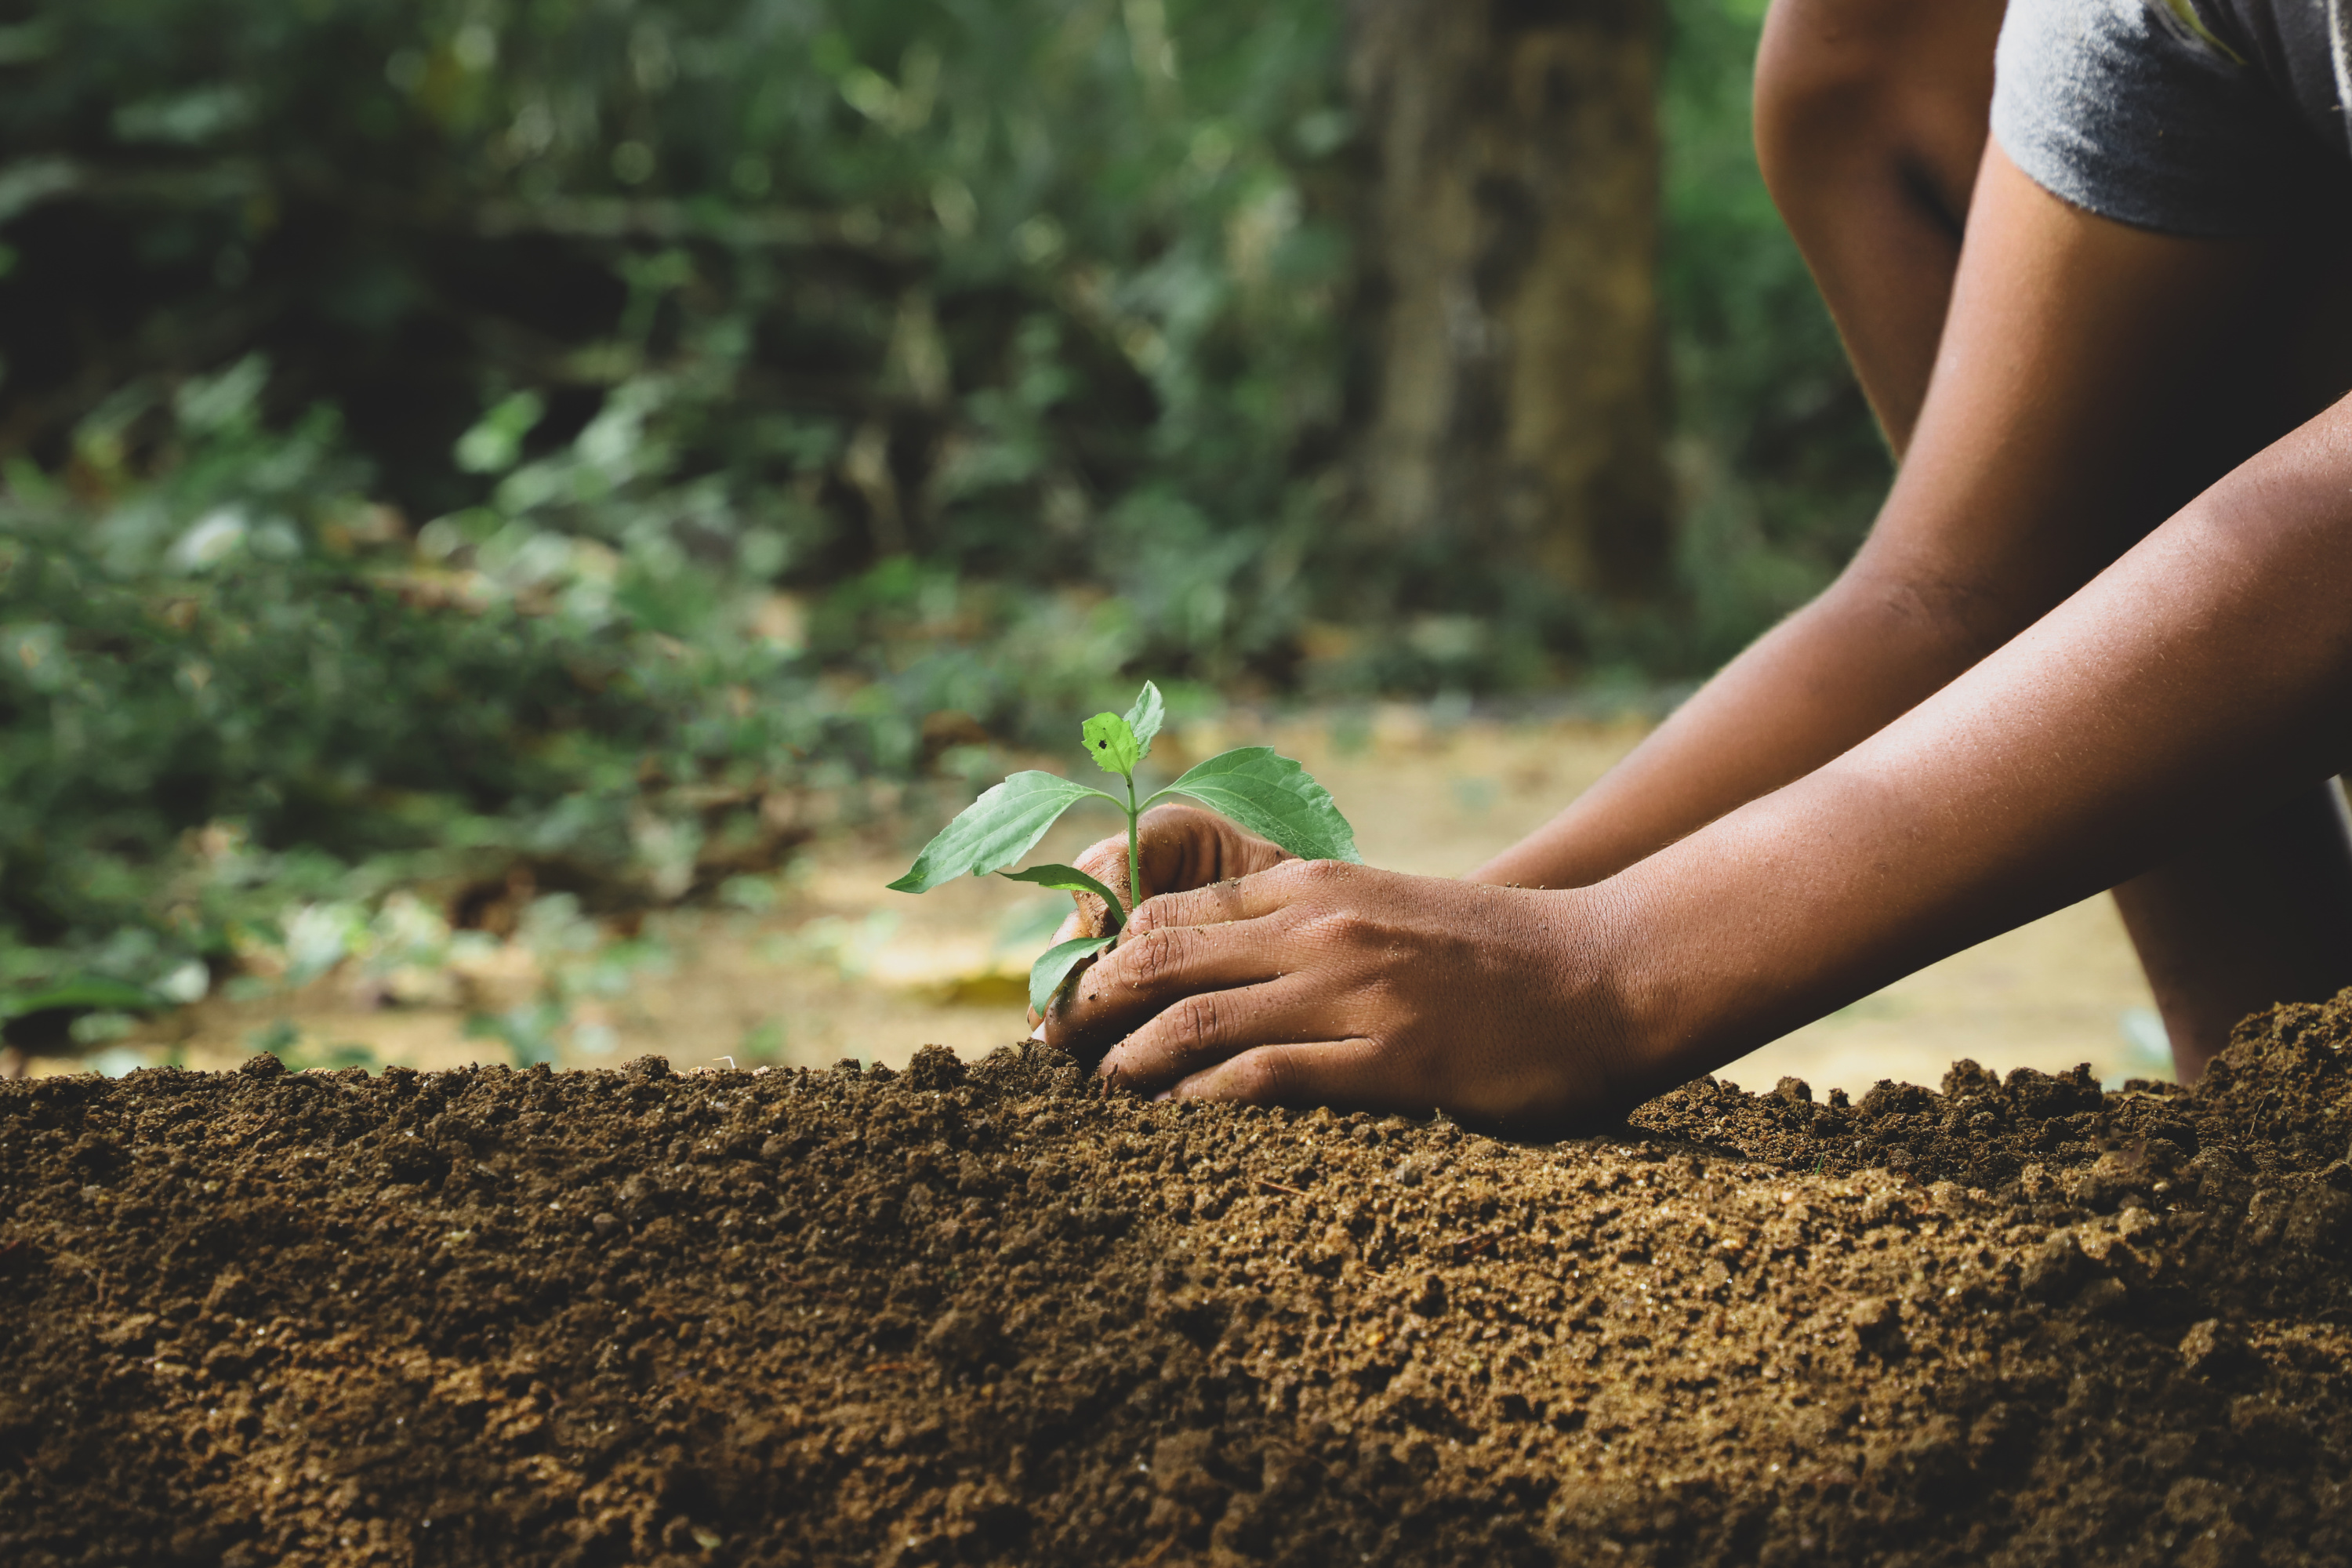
1264,858,1348,899
1258,858,1310,889
1128,927,1191,987
1223,1048,1295,1105
1139,802,1210,833
1170,993,1225,1057
1131,883,1214,935
1294,858,1352,887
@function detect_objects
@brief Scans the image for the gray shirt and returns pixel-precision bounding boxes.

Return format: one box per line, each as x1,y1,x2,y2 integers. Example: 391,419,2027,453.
1994,0,2352,234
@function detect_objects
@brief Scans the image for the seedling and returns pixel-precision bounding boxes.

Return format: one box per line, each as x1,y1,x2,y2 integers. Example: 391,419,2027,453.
889,682,1360,1014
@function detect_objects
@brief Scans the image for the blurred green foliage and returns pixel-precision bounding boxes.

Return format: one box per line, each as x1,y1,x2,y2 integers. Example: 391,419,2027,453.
0,354,1014,1033
0,0,1356,1026
1661,0,1889,668
0,0,1352,674
0,0,1882,1030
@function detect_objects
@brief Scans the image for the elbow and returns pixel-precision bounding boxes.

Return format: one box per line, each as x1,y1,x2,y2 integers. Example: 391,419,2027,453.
1815,555,2031,674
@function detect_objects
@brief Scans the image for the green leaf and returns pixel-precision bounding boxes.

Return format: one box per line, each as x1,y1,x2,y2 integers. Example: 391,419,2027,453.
887,771,1109,894
1122,681,1164,760
997,864,1127,931
1157,747,1363,865
1081,711,1142,778
1029,935,1114,1016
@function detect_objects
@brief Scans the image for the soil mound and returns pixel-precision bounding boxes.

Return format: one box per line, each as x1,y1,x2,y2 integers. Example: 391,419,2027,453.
5,996,2352,1566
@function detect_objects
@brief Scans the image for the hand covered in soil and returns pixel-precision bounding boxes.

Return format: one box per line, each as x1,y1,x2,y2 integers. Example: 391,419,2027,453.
1042,861,1639,1131
1045,802,1295,943
1027,803,1293,1029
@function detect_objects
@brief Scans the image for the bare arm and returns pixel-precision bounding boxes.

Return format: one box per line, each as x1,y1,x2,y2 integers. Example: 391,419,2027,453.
1613,401,2352,1087
1471,147,2287,893
1052,153,2352,1123
1062,389,2352,1121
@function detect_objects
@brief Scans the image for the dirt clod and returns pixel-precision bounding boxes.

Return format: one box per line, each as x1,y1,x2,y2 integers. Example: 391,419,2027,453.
7,996,2352,1564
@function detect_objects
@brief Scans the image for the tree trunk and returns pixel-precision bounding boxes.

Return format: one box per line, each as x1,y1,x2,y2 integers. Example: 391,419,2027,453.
1349,0,1668,611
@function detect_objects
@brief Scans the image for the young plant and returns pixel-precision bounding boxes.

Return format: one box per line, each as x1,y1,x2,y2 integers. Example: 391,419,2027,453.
889,682,1360,1014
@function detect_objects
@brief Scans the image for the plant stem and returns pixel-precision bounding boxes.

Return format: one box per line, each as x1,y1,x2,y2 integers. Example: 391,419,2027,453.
1125,771,1142,919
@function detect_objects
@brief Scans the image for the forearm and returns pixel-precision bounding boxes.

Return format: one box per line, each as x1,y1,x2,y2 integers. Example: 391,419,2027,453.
1479,147,2286,896
1474,0,2004,895
1601,413,2352,1091
1472,573,1994,889
1068,423,2352,1125
1068,151,2352,1130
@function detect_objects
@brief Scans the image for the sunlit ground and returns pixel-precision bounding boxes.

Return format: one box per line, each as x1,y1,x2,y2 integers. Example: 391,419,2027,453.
41,703,2169,1101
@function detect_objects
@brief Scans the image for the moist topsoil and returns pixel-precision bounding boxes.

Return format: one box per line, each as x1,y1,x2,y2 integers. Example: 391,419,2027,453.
7,999,2352,1568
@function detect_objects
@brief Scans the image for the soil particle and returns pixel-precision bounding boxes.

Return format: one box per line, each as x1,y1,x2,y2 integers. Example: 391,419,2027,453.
6,995,2352,1566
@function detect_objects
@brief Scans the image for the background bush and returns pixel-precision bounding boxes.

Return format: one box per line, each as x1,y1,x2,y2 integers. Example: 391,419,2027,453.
1660,0,1889,668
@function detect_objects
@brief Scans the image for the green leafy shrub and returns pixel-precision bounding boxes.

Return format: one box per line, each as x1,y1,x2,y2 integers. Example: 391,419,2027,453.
0,0,1355,688
0,356,1080,1027
1659,0,1891,667
2,0,1878,688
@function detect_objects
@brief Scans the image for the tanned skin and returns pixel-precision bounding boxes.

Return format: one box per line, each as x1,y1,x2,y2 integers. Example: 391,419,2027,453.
1038,0,2352,1121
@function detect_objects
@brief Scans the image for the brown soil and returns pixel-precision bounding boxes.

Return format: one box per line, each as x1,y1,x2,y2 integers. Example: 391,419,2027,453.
6,996,2352,1567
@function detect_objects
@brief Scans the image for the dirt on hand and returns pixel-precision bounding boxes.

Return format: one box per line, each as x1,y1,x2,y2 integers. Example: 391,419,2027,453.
5,993,2352,1566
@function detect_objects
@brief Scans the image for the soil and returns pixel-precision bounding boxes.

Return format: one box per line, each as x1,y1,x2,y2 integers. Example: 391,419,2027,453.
6,995,2352,1567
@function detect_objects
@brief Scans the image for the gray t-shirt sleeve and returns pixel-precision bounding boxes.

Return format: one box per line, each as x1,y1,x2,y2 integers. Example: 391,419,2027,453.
1993,0,2326,236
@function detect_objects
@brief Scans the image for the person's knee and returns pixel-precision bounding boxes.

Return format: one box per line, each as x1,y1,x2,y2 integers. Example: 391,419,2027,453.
1754,0,1907,196
1754,0,2002,223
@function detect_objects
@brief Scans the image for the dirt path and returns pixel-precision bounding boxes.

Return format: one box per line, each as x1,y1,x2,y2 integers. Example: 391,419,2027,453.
55,704,2165,1095
5,996,2347,1564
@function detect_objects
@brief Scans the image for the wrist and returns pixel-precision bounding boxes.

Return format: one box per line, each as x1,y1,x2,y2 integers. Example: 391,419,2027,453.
1527,880,1693,1120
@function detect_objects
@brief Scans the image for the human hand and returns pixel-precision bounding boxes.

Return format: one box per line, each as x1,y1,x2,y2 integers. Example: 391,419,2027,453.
1042,861,1645,1132
1043,802,1294,943
1022,804,1292,1029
